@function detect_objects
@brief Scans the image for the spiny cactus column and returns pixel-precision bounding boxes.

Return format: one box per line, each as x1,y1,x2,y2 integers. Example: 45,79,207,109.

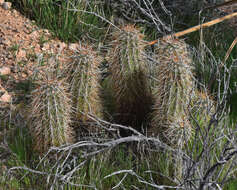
28,67,73,153
149,38,196,182
150,38,195,147
66,44,103,133
192,90,216,125
107,25,153,136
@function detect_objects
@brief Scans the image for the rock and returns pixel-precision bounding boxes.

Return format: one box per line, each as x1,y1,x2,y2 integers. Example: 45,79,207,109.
56,42,67,53
30,31,38,39
69,43,78,51
42,43,50,51
43,29,50,36
0,66,10,75
34,44,41,54
21,73,27,78
48,56,56,65
2,39,11,46
12,9,18,16
2,2,11,10
58,42,67,50
16,49,26,60
0,92,11,103
36,53,43,64
0,0,4,6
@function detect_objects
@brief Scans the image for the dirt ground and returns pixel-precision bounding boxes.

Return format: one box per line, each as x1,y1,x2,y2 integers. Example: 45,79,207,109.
0,5,81,106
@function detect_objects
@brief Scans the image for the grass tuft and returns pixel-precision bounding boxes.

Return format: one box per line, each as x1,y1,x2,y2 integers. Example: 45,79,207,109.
9,0,109,42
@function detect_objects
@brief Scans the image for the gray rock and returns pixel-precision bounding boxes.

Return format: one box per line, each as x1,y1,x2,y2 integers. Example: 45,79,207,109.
2,2,12,10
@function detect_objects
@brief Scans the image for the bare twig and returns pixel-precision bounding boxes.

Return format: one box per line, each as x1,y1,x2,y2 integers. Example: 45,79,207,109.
148,12,237,45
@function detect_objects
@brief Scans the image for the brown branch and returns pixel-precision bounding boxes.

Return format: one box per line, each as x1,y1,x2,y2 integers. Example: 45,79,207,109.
208,36,237,89
223,36,237,64
148,12,237,46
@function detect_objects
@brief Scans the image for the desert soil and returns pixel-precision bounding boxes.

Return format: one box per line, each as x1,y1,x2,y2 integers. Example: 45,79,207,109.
0,5,83,106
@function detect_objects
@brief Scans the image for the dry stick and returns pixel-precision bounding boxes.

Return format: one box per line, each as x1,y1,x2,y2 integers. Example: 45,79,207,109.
207,36,237,91
148,12,237,46
223,36,237,64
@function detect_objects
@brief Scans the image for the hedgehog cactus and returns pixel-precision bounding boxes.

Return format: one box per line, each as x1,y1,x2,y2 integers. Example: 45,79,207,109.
28,67,73,153
66,44,103,132
106,25,153,135
192,90,216,125
149,38,195,147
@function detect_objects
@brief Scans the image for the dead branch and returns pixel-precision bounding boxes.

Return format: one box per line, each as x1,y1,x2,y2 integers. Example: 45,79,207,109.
148,11,237,45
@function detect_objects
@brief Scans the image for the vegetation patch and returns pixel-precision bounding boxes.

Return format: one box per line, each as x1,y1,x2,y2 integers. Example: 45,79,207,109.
0,1,236,189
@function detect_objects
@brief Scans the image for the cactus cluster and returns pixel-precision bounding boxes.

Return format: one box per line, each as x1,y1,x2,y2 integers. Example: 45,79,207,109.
25,25,215,152
106,25,153,135
27,43,104,152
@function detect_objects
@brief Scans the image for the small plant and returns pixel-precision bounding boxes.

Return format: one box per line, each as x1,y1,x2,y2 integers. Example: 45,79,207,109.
9,43,20,57
26,51,37,62
225,179,237,190
17,60,28,67
39,34,49,47
9,43,19,52
8,127,33,165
